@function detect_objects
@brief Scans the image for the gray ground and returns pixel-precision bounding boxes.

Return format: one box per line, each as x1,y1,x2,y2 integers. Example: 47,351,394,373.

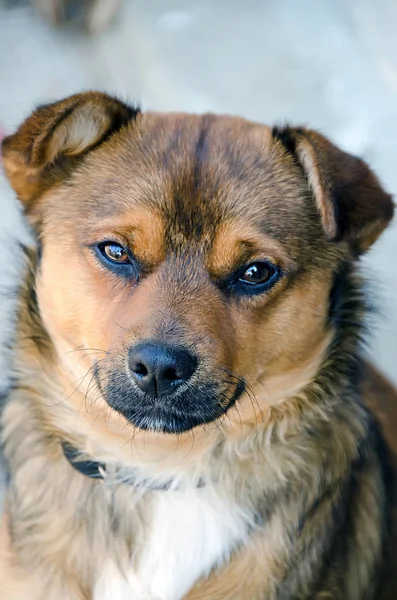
1,0,397,500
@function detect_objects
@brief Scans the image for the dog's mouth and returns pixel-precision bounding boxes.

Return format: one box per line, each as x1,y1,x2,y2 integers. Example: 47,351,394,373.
98,370,246,434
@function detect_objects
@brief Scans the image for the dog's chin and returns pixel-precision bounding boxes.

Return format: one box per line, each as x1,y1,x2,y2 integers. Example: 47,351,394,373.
102,378,246,434
116,406,220,434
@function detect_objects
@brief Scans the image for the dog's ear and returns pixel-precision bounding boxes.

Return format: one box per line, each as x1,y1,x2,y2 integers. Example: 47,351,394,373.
1,92,138,214
273,126,394,254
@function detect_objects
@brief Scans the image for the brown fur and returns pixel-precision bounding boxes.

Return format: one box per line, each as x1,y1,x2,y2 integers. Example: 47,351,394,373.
0,92,396,599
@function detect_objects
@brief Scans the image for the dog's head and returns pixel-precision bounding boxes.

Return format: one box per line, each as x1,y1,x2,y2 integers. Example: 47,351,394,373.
2,92,394,435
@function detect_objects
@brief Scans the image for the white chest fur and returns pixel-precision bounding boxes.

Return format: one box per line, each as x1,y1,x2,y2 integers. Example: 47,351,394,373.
94,486,250,600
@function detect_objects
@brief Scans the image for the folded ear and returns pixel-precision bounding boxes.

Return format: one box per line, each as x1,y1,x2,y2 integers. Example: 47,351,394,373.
1,91,138,212
272,126,394,254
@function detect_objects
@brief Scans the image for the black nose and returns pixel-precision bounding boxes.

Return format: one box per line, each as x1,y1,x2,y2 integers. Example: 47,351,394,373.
128,343,198,397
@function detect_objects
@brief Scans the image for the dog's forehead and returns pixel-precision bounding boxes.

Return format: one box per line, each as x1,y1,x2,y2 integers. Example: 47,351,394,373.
65,113,318,251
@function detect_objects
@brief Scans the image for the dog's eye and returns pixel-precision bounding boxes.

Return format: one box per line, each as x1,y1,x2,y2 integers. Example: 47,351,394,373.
93,241,139,279
233,261,281,295
100,242,129,264
239,263,273,285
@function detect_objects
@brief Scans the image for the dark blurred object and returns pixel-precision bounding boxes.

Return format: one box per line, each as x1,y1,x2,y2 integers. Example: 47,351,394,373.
1,0,123,34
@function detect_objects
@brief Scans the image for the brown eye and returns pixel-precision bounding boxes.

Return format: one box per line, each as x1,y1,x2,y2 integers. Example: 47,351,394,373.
94,241,139,279
230,260,280,296
100,242,130,263
239,262,272,285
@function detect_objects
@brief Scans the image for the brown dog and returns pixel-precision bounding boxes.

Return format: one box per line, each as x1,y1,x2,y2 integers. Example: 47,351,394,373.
0,91,396,599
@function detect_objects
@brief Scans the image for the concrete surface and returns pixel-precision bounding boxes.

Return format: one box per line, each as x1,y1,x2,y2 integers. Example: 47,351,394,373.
0,0,396,401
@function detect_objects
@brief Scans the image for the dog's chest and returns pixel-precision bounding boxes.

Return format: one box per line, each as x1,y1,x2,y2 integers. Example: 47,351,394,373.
94,487,249,600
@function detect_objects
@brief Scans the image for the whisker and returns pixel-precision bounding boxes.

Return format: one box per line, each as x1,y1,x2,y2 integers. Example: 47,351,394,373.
112,319,128,332
64,346,109,357
220,367,264,426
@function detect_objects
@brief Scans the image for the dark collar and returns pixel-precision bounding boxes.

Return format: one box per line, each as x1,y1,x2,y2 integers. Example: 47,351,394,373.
61,441,107,480
61,441,205,490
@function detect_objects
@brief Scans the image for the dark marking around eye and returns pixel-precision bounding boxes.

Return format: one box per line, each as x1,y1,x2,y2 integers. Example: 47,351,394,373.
92,241,139,280
220,260,282,296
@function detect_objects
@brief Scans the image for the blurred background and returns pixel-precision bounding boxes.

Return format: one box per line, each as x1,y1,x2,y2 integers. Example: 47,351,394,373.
0,0,396,392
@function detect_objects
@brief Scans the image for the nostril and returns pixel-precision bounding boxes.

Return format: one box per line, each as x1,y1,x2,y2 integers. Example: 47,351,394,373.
133,362,148,377
128,342,198,396
163,367,180,382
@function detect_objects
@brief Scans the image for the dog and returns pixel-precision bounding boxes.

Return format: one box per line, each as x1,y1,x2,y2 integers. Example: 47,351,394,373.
0,91,396,599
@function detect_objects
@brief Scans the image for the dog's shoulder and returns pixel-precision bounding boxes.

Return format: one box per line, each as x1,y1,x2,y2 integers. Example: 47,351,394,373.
362,362,397,457
362,362,397,599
